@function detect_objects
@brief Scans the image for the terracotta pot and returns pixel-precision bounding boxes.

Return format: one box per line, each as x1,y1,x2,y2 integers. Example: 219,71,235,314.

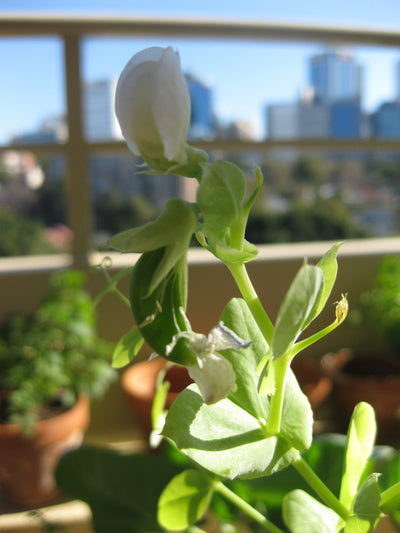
292,359,332,410
0,395,90,506
121,358,192,440
324,350,400,441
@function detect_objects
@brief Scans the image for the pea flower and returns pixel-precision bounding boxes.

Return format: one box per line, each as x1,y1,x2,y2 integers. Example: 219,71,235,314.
166,310,251,404
115,46,191,170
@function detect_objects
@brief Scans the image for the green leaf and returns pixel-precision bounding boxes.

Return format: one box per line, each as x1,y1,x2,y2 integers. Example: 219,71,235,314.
242,166,264,216
158,469,214,530
314,242,342,319
219,298,269,420
197,161,246,237
273,263,324,359
109,198,197,254
110,199,197,295
162,368,312,480
345,474,383,533
340,402,377,508
283,489,339,533
112,328,144,368
129,250,195,365
55,445,183,533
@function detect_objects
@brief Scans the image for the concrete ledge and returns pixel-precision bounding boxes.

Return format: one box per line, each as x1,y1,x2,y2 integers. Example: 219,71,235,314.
0,500,93,533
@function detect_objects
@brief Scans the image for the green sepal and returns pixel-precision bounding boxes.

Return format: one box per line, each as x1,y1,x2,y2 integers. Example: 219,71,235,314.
129,249,194,364
110,198,197,295
168,144,209,178
212,238,258,264
142,143,209,178
157,469,214,530
283,489,340,533
112,327,144,368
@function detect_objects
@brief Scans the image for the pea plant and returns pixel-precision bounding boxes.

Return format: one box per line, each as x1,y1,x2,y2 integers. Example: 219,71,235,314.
56,47,400,533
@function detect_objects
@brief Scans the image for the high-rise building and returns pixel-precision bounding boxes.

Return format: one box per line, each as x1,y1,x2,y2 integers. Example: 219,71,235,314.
310,50,361,104
83,79,123,141
372,102,400,138
267,103,299,139
330,100,361,138
185,73,214,139
267,50,363,140
397,59,400,101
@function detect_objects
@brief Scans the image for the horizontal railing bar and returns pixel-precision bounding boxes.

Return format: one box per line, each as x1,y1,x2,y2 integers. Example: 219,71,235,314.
2,138,400,155
1,14,400,47
0,142,68,154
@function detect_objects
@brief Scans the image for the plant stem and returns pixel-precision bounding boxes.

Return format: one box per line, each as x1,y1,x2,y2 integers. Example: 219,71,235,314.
380,481,400,509
228,262,274,345
265,355,290,435
293,456,349,521
215,482,284,533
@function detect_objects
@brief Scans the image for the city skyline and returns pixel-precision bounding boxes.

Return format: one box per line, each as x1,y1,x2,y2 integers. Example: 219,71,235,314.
5,48,400,144
1,1,400,144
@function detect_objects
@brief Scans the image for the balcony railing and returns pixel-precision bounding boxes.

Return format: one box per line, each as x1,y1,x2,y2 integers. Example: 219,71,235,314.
1,13,400,265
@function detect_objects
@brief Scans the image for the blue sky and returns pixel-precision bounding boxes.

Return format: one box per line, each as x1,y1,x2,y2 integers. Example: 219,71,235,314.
1,0,400,143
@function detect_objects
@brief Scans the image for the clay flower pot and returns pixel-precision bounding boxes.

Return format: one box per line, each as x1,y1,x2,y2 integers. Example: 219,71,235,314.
121,358,192,440
323,349,400,441
0,395,90,506
292,358,333,411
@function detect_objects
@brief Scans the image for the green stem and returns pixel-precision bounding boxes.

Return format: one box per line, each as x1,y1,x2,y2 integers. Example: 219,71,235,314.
265,355,291,435
228,262,274,345
380,481,400,509
215,482,284,533
291,321,339,358
293,457,349,521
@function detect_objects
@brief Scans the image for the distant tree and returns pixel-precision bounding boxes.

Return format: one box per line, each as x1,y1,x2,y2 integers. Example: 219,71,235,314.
293,155,325,186
31,176,67,227
0,209,55,257
95,189,156,236
246,199,369,244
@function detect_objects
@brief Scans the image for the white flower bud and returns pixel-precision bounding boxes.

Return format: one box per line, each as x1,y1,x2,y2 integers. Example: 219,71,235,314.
115,46,191,167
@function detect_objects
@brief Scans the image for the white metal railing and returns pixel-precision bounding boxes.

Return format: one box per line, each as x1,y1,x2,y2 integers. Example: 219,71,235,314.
1,14,400,264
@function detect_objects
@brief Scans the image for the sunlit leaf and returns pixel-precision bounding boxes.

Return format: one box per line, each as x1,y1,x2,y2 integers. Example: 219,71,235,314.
283,489,339,533
197,160,246,238
158,469,214,530
111,198,197,295
340,402,377,508
163,367,312,480
112,328,144,368
273,263,324,359
313,242,342,320
345,474,383,533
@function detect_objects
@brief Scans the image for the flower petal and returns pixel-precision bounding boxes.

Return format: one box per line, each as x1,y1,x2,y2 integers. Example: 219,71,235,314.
188,353,237,404
153,47,191,162
208,321,252,351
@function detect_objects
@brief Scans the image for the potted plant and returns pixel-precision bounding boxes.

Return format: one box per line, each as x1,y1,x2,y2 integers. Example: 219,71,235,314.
0,269,116,506
55,46,400,533
323,256,400,439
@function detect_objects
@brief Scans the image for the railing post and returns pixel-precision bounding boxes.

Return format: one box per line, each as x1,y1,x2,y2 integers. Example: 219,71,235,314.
63,34,92,267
